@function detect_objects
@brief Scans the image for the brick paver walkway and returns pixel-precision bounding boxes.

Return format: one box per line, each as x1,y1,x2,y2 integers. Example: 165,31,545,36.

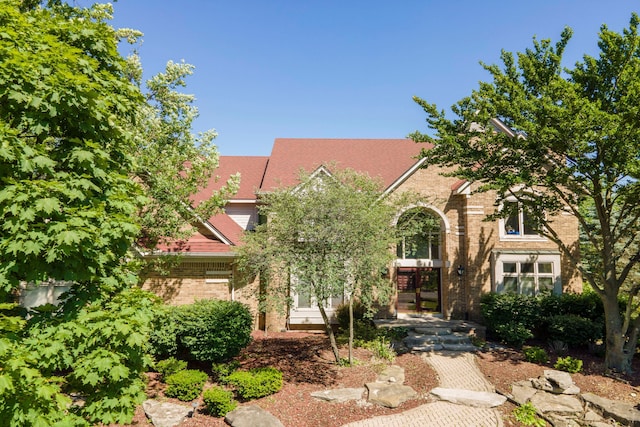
422,351,494,392
341,351,503,427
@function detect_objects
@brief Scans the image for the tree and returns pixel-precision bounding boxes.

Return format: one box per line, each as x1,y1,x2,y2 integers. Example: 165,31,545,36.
125,56,239,253
411,14,640,372
238,168,398,364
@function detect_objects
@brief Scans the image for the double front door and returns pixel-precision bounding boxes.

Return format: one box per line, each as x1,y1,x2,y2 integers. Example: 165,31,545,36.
397,267,441,313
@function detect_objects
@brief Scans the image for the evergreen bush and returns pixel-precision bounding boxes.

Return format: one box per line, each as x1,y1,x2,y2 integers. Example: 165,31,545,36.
203,386,237,417
554,356,583,373
522,346,549,364
164,369,208,401
211,360,240,383
225,367,283,400
148,299,253,362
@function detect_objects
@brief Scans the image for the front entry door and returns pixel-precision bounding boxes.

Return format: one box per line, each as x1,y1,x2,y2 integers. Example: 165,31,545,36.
397,267,441,313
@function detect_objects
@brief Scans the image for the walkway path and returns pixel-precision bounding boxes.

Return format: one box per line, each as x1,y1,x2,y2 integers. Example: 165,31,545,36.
342,351,504,427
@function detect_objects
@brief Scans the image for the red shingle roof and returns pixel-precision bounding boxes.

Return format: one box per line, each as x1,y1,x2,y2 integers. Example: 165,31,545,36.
191,156,268,205
261,138,426,191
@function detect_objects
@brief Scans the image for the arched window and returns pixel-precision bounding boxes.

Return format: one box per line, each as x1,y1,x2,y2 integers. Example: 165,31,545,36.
396,208,441,260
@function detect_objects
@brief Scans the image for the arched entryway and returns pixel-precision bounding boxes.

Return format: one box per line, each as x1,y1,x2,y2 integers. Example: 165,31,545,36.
395,207,446,314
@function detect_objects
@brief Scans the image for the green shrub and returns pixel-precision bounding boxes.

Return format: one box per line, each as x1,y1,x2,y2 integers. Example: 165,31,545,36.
513,402,545,427
481,293,541,340
554,356,583,373
164,369,208,401
225,367,283,400
522,346,548,364
155,357,187,379
148,299,253,363
203,386,237,417
494,321,534,348
211,360,240,383
538,292,604,322
335,300,369,332
546,314,603,347
362,336,396,362
148,305,181,358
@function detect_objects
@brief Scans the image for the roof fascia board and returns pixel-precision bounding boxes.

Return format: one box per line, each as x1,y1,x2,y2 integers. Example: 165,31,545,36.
382,157,428,197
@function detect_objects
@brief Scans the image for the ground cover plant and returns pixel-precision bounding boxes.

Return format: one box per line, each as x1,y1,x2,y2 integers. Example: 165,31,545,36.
108,329,640,427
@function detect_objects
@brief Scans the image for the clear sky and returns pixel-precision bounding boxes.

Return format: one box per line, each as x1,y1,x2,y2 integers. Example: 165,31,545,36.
109,1,638,156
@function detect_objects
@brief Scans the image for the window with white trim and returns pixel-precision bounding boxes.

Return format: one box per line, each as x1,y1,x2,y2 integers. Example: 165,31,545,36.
499,200,545,240
494,253,561,295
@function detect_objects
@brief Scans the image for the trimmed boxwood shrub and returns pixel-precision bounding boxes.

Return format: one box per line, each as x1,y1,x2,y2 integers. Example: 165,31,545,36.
164,369,208,401
148,299,253,363
546,314,603,347
225,367,283,400
203,386,237,417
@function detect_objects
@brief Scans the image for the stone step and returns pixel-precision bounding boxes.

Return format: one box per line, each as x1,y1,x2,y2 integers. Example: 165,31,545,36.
403,332,475,352
414,327,452,336
442,343,479,352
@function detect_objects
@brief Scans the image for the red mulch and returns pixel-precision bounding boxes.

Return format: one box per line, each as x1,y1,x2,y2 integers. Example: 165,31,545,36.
111,332,640,427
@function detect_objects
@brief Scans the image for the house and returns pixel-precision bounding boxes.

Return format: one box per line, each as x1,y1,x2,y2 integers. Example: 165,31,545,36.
141,135,581,330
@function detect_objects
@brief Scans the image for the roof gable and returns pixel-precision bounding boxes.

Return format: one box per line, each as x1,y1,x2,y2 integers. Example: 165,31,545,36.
261,138,427,192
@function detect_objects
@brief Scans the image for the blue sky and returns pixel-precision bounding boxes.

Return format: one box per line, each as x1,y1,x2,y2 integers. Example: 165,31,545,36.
110,1,638,156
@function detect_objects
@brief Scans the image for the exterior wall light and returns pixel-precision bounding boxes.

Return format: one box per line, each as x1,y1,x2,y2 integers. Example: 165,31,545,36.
457,265,465,276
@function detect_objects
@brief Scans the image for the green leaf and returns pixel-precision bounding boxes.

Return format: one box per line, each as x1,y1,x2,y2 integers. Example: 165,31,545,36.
34,198,60,214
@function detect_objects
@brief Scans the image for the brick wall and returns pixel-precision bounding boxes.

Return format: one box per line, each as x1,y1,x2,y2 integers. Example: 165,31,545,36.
142,259,261,328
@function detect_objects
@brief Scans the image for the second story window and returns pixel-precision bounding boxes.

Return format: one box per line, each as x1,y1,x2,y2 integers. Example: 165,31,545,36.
500,199,544,240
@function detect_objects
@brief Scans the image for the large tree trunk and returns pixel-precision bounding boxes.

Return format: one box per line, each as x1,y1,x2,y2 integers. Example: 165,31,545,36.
602,291,634,373
318,303,341,363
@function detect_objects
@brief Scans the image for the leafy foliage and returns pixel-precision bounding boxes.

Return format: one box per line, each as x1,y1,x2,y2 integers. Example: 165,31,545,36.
203,386,238,417
211,360,240,383
164,369,208,401
546,314,603,347
225,367,283,400
412,13,640,372
0,1,143,291
513,402,546,427
155,357,188,379
238,168,410,363
481,292,605,348
148,299,253,363
554,356,583,373
522,346,549,364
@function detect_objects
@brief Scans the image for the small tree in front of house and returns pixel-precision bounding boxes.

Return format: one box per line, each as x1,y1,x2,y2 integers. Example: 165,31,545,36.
238,168,400,364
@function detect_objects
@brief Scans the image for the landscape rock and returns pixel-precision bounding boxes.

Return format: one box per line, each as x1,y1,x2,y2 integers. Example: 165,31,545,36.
376,365,405,384
530,391,583,415
310,388,365,403
511,380,538,404
142,400,193,427
534,370,580,395
365,382,418,408
582,392,640,426
225,405,284,427
430,387,506,408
